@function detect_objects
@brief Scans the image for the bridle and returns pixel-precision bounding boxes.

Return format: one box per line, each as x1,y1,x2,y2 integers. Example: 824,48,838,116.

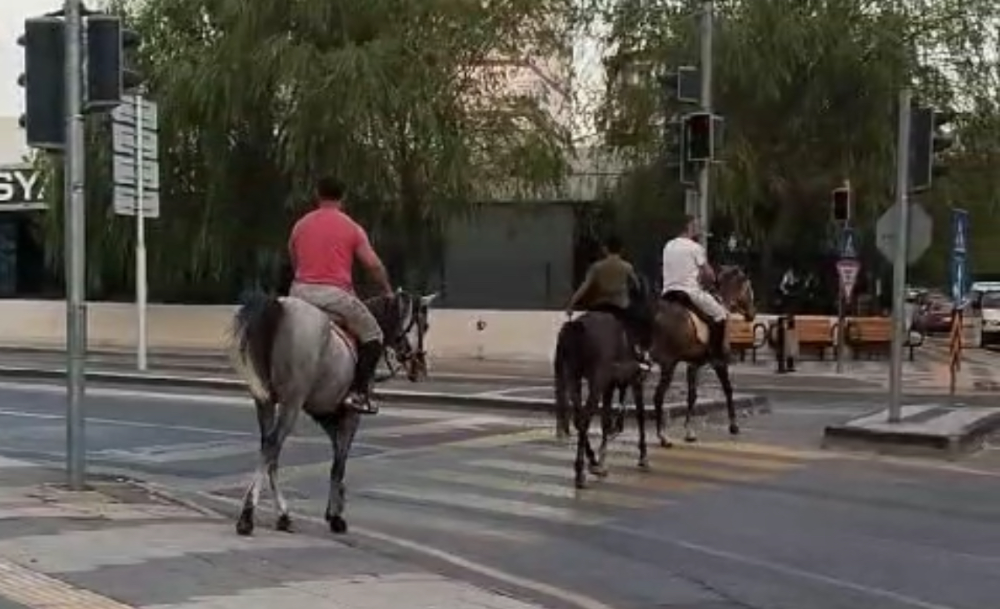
378,289,430,382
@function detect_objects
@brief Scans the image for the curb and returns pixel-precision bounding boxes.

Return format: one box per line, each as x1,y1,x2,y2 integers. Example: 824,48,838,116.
0,365,770,417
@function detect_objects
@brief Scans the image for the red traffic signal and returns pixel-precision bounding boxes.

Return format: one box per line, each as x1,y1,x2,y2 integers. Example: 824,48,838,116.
831,186,850,222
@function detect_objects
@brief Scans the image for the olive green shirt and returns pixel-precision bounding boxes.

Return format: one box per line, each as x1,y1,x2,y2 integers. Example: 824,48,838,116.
568,254,635,310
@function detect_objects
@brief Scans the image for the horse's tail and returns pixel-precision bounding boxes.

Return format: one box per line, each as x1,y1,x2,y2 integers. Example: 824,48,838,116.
553,319,588,434
228,290,285,403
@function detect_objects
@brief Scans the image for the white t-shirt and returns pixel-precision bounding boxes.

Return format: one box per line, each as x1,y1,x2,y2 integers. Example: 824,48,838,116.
661,237,706,293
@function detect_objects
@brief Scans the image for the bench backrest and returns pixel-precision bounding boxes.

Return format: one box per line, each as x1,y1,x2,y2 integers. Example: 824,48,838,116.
849,317,892,341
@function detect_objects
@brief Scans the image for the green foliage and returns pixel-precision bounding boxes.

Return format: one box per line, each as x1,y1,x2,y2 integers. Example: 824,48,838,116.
593,0,1000,287
40,0,574,301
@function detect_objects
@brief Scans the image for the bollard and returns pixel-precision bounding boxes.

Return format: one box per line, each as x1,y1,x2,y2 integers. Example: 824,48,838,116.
775,317,787,373
784,315,798,372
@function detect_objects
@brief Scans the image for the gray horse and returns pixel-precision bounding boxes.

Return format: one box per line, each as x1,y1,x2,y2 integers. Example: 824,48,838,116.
227,288,437,536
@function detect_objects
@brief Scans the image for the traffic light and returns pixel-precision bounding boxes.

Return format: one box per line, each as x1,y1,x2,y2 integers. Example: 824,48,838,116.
17,17,66,150
664,116,695,186
685,111,716,162
831,186,850,223
909,103,955,193
86,15,143,110
661,66,699,104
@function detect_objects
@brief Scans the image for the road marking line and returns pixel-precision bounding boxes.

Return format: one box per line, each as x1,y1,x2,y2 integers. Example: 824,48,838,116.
359,485,606,525
535,446,801,472
442,428,552,448
526,449,774,484
0,556,136,608
690,440,832,461
0,407,323,445
200,492,619,609
418,469,665,510
470,458,713,493
603,522,961,609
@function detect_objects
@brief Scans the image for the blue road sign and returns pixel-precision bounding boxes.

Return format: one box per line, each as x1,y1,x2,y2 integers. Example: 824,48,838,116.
951,209,970,305
839,227,858,259
952,208,969,255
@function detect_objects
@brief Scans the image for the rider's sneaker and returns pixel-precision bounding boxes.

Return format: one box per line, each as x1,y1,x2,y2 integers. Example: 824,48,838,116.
345,392,379,415
635,350,653,373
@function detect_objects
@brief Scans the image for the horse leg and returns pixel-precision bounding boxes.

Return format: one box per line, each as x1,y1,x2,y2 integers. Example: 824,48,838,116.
574,385,598,489
588,386,613,478
633,374,649,469
236,398,288,535
684,364,700,443
653,361,678,448
711,361,740,435
266,401,300,532
315,409,362,534
554,363,575,441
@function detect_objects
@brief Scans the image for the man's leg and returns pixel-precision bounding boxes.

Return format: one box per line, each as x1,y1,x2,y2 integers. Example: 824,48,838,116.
289,284,384,414
689,290,729,360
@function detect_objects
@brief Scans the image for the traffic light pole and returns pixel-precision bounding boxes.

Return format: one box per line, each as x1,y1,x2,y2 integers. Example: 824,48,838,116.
64,0,87,490
697,0,713,240
888,88,912,424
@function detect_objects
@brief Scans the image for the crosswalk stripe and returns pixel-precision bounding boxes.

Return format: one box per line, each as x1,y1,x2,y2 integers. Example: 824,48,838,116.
690,440,831,461
588,445,801,471
527,449,778,484
359,485,605,525
469,458,714,493
441,428,552,449
418,469,666,510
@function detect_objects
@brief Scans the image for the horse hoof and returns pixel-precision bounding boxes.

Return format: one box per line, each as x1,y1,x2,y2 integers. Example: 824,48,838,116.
588,464,609,478
637,457,650,469
729,423,740,435
684,435,698,443
328,515,348,534
659,437,674,449
574,477,587,490
275,514,293,532
235,510,254,536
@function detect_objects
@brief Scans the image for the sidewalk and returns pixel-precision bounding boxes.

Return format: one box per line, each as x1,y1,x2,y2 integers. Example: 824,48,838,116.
1,344,997,395
0,456,554,609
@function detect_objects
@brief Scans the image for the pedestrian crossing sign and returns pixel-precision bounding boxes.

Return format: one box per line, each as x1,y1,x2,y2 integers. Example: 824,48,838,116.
839,228,858,259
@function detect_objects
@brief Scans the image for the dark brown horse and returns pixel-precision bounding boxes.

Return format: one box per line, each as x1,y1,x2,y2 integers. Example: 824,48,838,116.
644,266,756,449
553,308,649,489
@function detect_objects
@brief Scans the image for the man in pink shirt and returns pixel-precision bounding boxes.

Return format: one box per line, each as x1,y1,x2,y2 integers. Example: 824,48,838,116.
288,177,394,414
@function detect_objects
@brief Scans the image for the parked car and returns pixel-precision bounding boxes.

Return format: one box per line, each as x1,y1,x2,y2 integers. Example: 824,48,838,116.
913,295,954,334
979,291,1000,347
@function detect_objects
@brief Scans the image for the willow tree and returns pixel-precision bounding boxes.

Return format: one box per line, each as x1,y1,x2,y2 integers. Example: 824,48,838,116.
593,0,1000,286
40,0,573,301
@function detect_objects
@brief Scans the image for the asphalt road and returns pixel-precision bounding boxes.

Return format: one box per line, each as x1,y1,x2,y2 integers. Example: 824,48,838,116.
0,378,998,609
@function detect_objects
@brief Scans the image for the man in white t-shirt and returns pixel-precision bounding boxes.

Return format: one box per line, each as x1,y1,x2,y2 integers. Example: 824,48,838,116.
661,215,729,358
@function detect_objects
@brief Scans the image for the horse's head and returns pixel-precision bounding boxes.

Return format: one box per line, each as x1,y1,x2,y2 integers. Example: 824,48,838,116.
717,266,756,322
367,289,438,382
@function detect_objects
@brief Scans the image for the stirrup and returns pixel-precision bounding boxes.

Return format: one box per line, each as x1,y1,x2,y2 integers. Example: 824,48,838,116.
345,392,379,414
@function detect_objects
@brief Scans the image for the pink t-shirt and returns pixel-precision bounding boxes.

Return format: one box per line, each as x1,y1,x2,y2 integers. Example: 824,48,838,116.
289,206,373,293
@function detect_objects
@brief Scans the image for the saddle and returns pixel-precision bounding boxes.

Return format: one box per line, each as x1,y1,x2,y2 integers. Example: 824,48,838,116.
327,319,359,361
661,290,713,346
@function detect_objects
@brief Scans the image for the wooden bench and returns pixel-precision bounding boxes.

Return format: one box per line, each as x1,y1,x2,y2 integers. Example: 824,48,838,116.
765,316,835,360
795,317,836,360
845,317,925,361
727,318,766,362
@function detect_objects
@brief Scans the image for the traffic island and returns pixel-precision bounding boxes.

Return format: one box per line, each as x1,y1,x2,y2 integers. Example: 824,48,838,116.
822,404,1000,458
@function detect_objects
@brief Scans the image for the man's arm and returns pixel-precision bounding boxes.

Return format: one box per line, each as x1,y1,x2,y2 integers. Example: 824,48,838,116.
355,227,393,296
567,265,596,313
694,244,716,286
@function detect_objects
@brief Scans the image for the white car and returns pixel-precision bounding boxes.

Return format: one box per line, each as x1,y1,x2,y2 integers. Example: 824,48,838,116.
979,291,1000,347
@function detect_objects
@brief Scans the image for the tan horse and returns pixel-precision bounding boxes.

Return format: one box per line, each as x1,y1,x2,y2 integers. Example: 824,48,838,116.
645,266,756,454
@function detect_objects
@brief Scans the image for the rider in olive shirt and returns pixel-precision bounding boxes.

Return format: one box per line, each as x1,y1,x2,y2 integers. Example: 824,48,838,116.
566,235,650,369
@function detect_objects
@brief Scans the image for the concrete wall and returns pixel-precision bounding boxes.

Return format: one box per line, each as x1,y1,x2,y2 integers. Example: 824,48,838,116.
0,299,797,362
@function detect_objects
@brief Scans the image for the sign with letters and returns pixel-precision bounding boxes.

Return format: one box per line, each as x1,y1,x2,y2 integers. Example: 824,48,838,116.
0,166,47,211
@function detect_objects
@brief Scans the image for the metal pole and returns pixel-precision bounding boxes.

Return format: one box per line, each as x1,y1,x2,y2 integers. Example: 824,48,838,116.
888,88,912,423
135,94,148,371
697,0,713,241
64,0,87,489
836,180,850,375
